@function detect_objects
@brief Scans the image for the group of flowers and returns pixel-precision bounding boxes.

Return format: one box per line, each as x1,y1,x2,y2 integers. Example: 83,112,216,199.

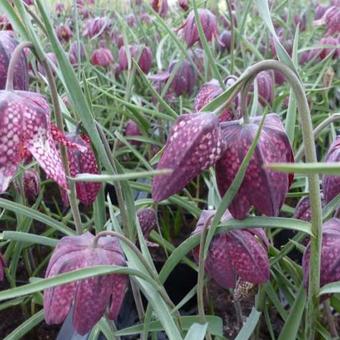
0,0,339,336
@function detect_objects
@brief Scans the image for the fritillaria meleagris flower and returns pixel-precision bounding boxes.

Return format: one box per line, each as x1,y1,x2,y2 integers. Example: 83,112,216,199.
124,119,142,146
69,41,86,65
322,136,340,203
178,9,218,47
0,253,5,281
0,31,29,90
218,30,232,53
255,71,274,106
44,232,127,335
215,113,294,219
60,133,101,206
38,52,58,76
56,24,73,43
83,17,110,38
194,79,235,122
315,5,340,35
151,0,169,17
152,112,223,202
192,210,270,289
126,14,137,28
303,218,340,292
55,3,65,16
90,47,113,67
118,44,153,74
137,207,157,239
0,16,12,31
178,0,189,11
319,36,340,60
23,169,40,203
0,91,67,192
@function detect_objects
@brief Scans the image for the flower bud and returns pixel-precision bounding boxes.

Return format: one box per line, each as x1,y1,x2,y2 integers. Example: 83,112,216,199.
137,208,157,238
69,41,86,65
124,120,142,146
151,0,169,17
90,47,113,67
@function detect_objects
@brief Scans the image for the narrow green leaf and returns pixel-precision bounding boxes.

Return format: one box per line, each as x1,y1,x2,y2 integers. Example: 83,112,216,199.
184,323,208,340
1,231,57,248
266,162,340,175
235,308,262,340
319,281,340,296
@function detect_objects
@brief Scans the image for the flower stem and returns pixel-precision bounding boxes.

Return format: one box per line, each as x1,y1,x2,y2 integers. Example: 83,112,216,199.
226,0,235,73
239,60,322,338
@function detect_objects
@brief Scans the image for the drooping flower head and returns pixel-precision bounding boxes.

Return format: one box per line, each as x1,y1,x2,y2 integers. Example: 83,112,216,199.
60,133,101,206
124,119,142,146
83,17,111,38
152,112,223,202
0,31,29,90
303,218,340,291
151,0,169,17
218,30,232,53
90,47,113,67
0,91,68,193
192,210,270,289
178,0,189,11
118,44,153,74
69,41,86,65
322,136,340,203
137,207,157,239
178,9,218,47
215,114,294,219
255,71,274,106
56,24,73,43
44,232,127,335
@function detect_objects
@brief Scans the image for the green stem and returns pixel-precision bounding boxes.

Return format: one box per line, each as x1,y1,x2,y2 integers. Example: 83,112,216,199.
238,60,322,338
226,0,235,73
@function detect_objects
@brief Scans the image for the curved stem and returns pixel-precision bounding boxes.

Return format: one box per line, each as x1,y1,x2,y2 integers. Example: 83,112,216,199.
296,113,340,161
5,41,33,91
238,60,322,338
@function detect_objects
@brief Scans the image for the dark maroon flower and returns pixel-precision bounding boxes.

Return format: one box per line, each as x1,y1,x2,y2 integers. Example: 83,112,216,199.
218,30,232,53
255,71,274,105
0,31,28,91
44,232,127,335
0,16,12,31
23,169,40,202
152,112,223,202
178,0,189,11
60,133,101,206
118,44,152,74
192,210,270,289
194,79,235,122
124,120,142,146
137,208,157,239
90,48,113,67
56,24,73,43
69,41,86,65
215,114,294,219
83,17,110,38
151,0,169,17
322,136,340,203
55,3,65,16
178,9,218,47
0,91,67,193
0,253,5,281
294,195,325,222
303,218,340,291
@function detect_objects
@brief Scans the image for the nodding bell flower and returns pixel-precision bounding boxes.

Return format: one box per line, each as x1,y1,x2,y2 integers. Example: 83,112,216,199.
44,232,127,335
178,9,218,47
118,44,153,74
303,218,340,292
124,119,142,146
38,52,58,76
69,41,86,65
322,136,340,203
0,31,29,91
152,112,223,202
0,253,5,281
218,30,232,53
151,0,169,17
55,3,65,16
56,24,73,43
23,169,40,203
126,14,137,28
178,0,189,11
83,17,110,38
319,36,340,60
60,133,101,206
194,79,236,122
90,47,113,67
0,91,68,193
255,71,274,106
215,114,294,219
137,207,157,239
192,210,270,289
315,6,340,35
